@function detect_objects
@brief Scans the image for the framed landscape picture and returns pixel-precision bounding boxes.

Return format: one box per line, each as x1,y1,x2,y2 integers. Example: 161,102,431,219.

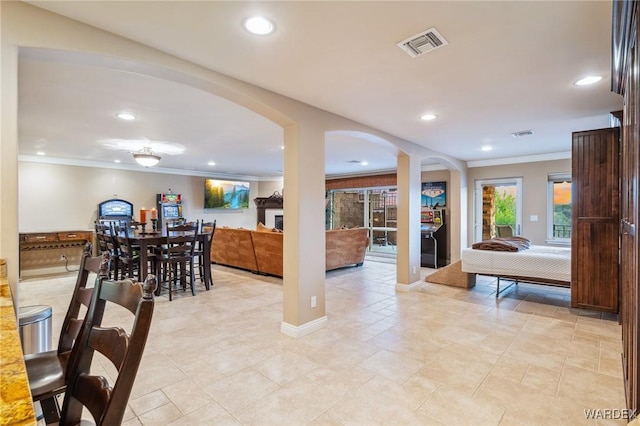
421,181,446,207
204,179,250,209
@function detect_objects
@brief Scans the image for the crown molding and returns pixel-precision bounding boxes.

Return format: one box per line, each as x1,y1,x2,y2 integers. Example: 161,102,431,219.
18,155,268,181
466,151,571,168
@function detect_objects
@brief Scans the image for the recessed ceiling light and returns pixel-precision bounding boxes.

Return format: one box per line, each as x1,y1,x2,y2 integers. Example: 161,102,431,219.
420,114,437,121
574,76,602,86
116,112,136,121
244,16,275,35
481,146,493,152
361,161,369,166
36,151,45,156
207,161,216,166
114,159,121,163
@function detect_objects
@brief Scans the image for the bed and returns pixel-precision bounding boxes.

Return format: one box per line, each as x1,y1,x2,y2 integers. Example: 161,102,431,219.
461,244,571,298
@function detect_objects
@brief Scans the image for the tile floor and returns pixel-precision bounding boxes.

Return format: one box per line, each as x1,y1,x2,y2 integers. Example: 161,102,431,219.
19,260,626,425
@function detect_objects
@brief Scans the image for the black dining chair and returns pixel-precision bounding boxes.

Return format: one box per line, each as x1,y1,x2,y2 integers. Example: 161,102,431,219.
155,221,199,300
58,270,157,425
195,220,216,287
116,222,156,281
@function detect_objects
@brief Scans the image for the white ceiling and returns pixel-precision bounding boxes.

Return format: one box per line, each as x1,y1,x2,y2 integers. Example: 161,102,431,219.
19,1,623,179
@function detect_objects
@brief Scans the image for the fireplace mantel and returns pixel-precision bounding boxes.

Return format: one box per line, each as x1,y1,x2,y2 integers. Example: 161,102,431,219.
254,192,283,225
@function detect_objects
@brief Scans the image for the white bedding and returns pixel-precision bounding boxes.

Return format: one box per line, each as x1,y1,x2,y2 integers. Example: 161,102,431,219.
461,245,571,283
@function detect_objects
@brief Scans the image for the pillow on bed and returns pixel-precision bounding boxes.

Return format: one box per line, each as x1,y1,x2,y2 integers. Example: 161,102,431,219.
472,236,530,252
496,236,530,249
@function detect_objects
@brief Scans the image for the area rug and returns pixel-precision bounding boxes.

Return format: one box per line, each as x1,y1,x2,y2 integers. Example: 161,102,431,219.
424,260,475,289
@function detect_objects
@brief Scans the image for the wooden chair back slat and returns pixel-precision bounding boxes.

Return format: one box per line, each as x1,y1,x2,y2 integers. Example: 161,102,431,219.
88,327,129,370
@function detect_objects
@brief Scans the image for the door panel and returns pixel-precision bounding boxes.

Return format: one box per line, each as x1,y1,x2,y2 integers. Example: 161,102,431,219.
571,127,620,313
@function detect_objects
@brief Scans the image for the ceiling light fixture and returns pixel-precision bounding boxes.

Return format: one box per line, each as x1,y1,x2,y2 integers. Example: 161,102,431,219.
361,161,369,166
244,16,275,35
116,112,136,121
420,114,437,121
574,76,602,86
36,151,45,156
481,146,493,152
133,147,161,167
207,161,216,166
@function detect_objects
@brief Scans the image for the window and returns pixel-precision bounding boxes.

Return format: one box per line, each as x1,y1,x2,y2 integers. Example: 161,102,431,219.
547,173,572,242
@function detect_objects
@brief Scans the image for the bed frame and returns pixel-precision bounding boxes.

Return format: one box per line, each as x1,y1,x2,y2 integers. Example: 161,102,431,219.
474,274,570,298
461,245,571,298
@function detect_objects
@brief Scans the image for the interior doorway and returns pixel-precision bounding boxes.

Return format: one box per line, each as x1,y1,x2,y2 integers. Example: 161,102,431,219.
474,178,523,242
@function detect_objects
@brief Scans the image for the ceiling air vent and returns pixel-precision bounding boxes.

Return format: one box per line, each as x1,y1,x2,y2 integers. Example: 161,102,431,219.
397,27,448,58
511,130,534,138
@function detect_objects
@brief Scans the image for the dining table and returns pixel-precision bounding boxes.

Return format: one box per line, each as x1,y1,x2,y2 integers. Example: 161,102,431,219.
123,230,213,290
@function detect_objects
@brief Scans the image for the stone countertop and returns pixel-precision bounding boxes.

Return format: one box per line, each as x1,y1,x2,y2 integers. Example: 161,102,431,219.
0,260,36,426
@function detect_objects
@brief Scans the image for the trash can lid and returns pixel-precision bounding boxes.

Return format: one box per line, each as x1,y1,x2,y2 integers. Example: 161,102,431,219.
18,305,52,325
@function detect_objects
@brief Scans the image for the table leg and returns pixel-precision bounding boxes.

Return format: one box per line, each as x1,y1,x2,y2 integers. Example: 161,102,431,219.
139,241,149,281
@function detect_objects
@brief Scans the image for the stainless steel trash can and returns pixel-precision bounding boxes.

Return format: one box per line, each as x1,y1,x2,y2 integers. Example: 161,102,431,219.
18,305,53,355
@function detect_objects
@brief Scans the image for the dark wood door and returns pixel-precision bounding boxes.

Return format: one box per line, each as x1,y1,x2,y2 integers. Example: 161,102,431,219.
613,0,640,413
571,127,620,313
620,35,640,415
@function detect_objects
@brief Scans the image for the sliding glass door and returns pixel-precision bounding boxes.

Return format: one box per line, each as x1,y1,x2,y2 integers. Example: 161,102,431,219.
327,187,397,255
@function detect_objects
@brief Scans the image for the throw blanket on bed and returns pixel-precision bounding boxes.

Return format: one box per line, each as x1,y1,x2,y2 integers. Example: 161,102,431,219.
472,236,531,252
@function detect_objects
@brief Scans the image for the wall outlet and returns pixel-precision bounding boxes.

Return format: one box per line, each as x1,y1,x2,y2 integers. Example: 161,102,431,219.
412,266,417,274
311,296,317,308
60,254,66,261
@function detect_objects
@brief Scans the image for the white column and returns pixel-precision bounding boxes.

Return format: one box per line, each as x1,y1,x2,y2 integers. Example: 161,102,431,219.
395,153,422,291
280,123,328,337
1,34,20,305
448,169,466,262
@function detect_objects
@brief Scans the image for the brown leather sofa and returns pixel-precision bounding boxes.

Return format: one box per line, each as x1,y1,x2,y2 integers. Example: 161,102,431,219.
210,227,369,277
209,228,258,272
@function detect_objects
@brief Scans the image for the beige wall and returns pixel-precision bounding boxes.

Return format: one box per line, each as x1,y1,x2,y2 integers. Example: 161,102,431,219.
466,158,571,245
18,161,282,232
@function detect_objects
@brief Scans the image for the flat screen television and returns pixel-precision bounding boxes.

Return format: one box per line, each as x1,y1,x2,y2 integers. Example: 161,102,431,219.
204,179,250,209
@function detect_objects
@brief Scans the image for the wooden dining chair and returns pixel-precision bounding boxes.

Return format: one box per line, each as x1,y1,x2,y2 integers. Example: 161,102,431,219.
94,221,110,254
24,244,108,423
104,222,122,279
116,222,156,281
196,220,216,286
58,271,157,425
155,222,198,300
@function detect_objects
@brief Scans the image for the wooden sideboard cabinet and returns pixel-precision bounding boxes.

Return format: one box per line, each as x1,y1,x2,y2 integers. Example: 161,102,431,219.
19,230,93,277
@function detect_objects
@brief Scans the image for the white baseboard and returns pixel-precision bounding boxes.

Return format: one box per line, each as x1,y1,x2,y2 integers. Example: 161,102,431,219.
281,316,328,338
20,266,75,278
395,280,423,292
